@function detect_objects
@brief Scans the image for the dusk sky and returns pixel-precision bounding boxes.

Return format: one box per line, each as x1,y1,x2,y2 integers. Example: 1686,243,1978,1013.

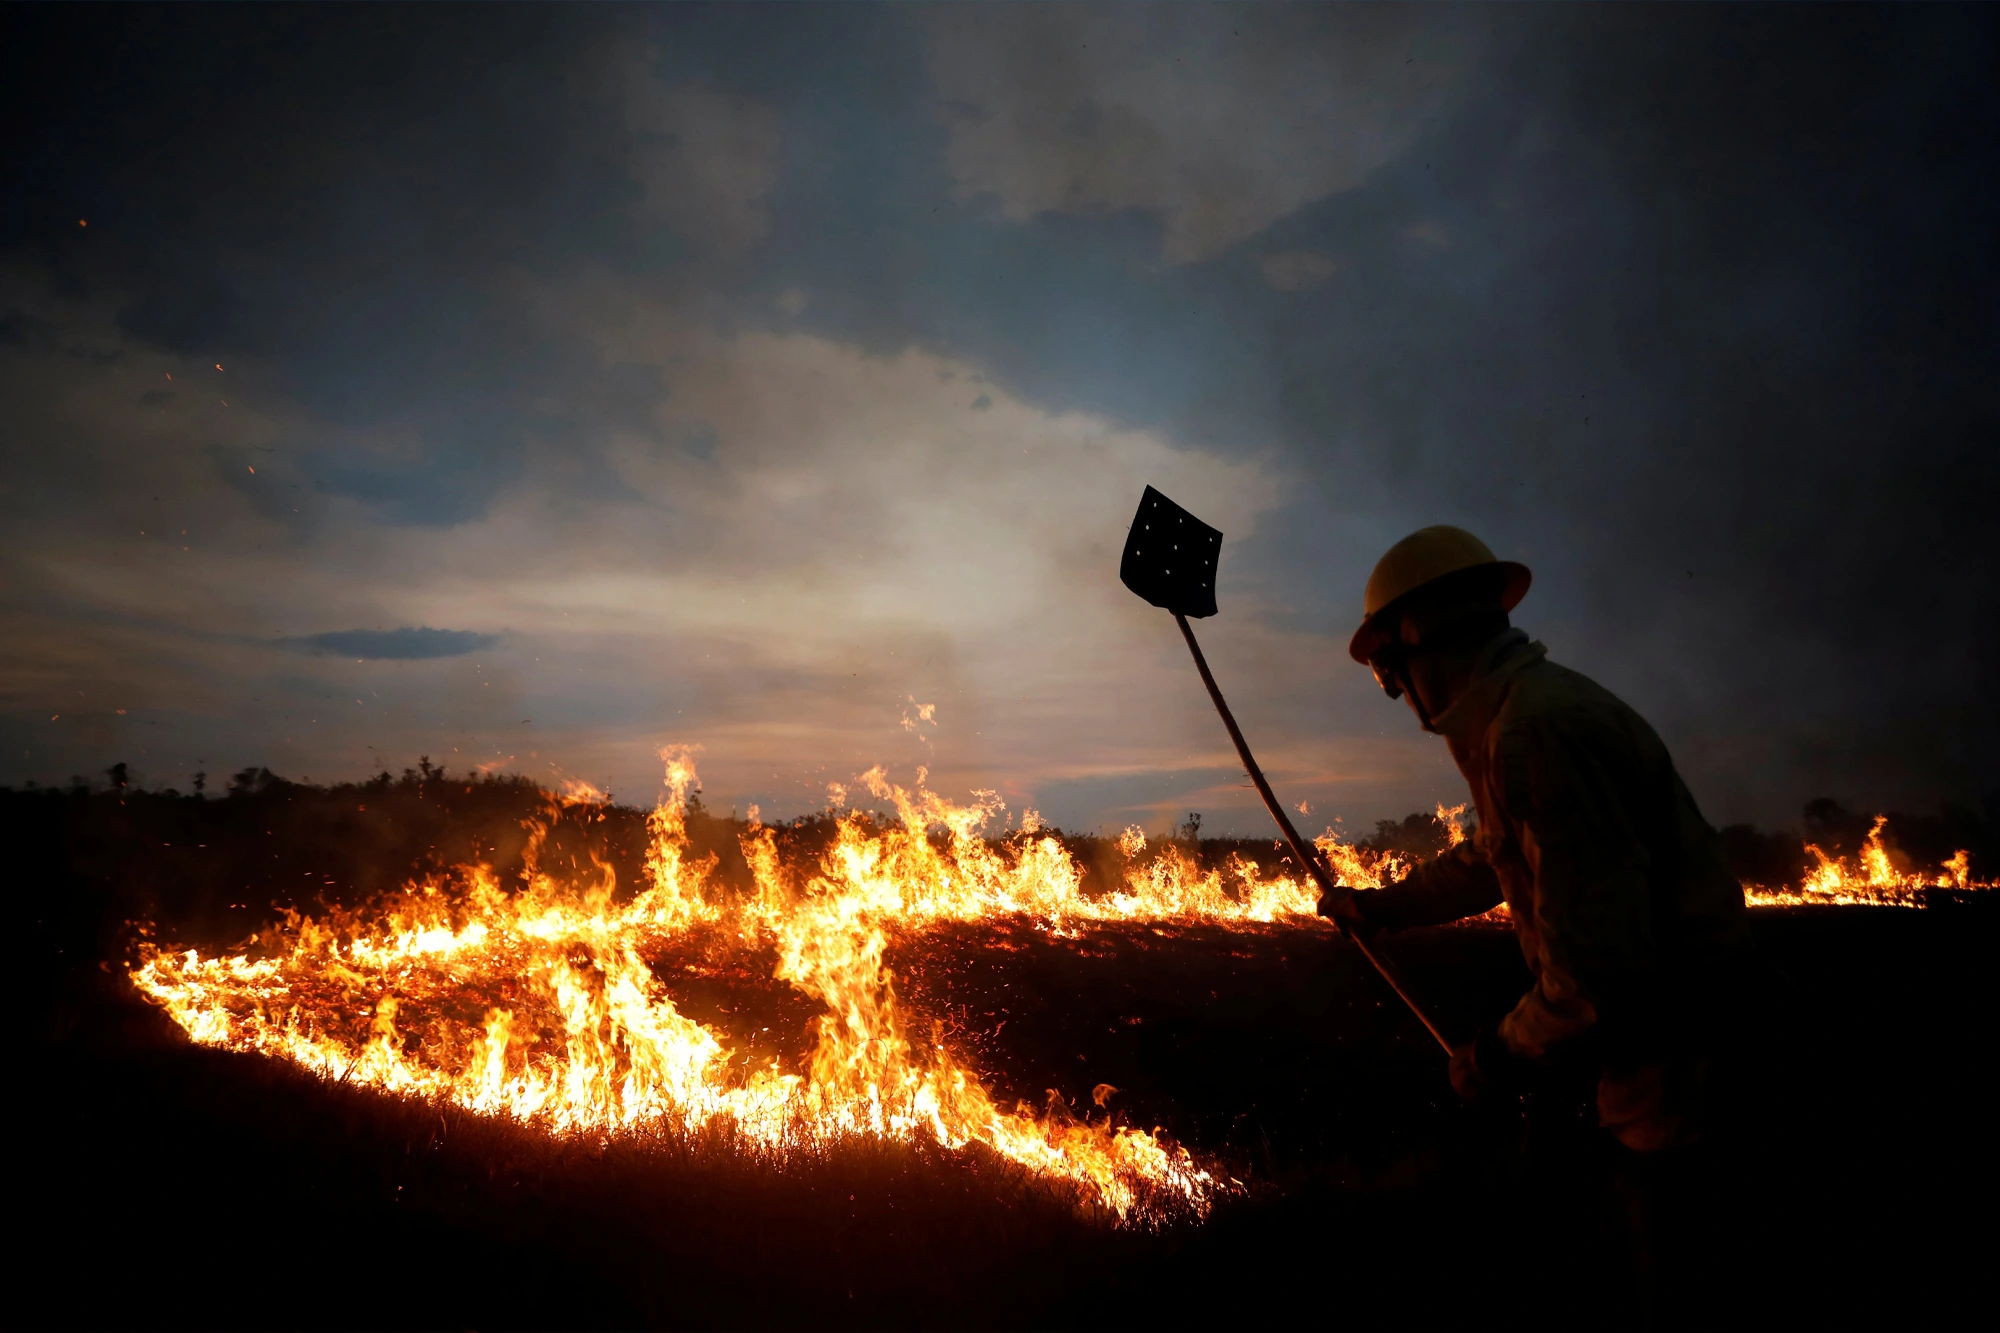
4,4,1995,835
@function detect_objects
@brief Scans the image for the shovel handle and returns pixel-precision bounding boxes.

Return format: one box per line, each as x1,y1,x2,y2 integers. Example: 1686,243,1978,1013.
1173,612,1455,1056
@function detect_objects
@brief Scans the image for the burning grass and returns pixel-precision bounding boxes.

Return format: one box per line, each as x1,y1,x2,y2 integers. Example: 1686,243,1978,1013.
11,764,1998,1328
115,753,1990,1229
120,752,1435,1225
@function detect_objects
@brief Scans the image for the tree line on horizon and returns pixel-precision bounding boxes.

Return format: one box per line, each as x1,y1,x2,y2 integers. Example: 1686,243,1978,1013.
9,756,1993,896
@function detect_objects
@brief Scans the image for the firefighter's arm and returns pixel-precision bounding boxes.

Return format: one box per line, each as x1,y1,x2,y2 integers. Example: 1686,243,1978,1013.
1495,718,1657,1063
1348,839,1503,933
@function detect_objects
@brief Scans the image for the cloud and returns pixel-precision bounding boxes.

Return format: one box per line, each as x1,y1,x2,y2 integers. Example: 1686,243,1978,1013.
294,628,499,660
1256,250,1341,291
616,57,783,255
0,258,1338,827
9,5,1996,833
1401,221,1452,250
923,5,1479,261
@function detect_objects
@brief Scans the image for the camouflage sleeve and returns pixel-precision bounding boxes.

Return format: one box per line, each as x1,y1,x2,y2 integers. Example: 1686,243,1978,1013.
1356,840,1503,932
1495,715,1658,1063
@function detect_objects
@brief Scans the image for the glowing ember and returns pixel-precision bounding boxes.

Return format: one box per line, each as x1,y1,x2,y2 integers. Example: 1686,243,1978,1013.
127,755,1987,1223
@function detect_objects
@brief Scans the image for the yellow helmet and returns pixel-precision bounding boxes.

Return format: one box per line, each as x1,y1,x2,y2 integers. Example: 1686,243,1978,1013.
1347,526,1531,663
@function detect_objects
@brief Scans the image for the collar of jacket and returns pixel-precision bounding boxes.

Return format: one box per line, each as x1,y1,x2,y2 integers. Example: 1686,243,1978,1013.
1428,629,1546,748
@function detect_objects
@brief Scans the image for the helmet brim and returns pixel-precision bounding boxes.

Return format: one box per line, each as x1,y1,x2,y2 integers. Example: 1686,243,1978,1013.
1347,561,1531,664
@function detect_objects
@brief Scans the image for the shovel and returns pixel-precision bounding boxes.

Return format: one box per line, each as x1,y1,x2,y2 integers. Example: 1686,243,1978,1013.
1119,485,1453,1055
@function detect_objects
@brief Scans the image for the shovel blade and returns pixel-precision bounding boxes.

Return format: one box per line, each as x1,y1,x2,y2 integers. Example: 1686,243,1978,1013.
1120,485,1222,618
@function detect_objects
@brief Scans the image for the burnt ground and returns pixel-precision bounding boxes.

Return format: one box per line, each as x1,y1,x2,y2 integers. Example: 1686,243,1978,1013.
9,782,1997,1329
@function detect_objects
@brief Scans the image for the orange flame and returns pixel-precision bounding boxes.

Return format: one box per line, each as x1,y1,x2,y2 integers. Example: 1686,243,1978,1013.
1746,814,1981,907
557,777,611,806
133,755,1392,1223
127,758,1985,1222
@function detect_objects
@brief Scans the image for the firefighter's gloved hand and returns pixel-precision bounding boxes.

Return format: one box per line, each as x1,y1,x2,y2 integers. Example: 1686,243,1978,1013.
1316,884,1372,931
1449,1022,1525,1103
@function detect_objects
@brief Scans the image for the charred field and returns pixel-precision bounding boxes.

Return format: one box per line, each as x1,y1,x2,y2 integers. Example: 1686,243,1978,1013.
12,770,1997,1330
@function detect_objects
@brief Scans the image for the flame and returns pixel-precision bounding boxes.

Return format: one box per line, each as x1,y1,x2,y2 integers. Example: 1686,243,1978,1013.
133,756,1387,1224
1943,850,1971,890
1435,803,1469,847
1746,814,1982,907
1315,832,1417,890
558,777,610,806
128,758,1987,1223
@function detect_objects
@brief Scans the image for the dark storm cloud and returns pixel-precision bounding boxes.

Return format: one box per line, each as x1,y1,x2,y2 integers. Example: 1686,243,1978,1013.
3,5,658,527
731,5,2000,819
3,4,1995,829
293,629,499,661
1270,8,2000,818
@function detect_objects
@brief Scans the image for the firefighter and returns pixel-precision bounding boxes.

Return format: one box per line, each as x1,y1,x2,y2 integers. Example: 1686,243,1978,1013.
1321,525,1750,1321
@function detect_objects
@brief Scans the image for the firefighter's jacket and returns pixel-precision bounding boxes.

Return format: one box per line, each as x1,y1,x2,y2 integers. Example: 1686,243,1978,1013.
1366,631,1750,1149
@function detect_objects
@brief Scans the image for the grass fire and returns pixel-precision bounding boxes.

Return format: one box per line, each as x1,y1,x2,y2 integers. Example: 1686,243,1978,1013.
14,757,1998,1327
125,750,1992,1232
